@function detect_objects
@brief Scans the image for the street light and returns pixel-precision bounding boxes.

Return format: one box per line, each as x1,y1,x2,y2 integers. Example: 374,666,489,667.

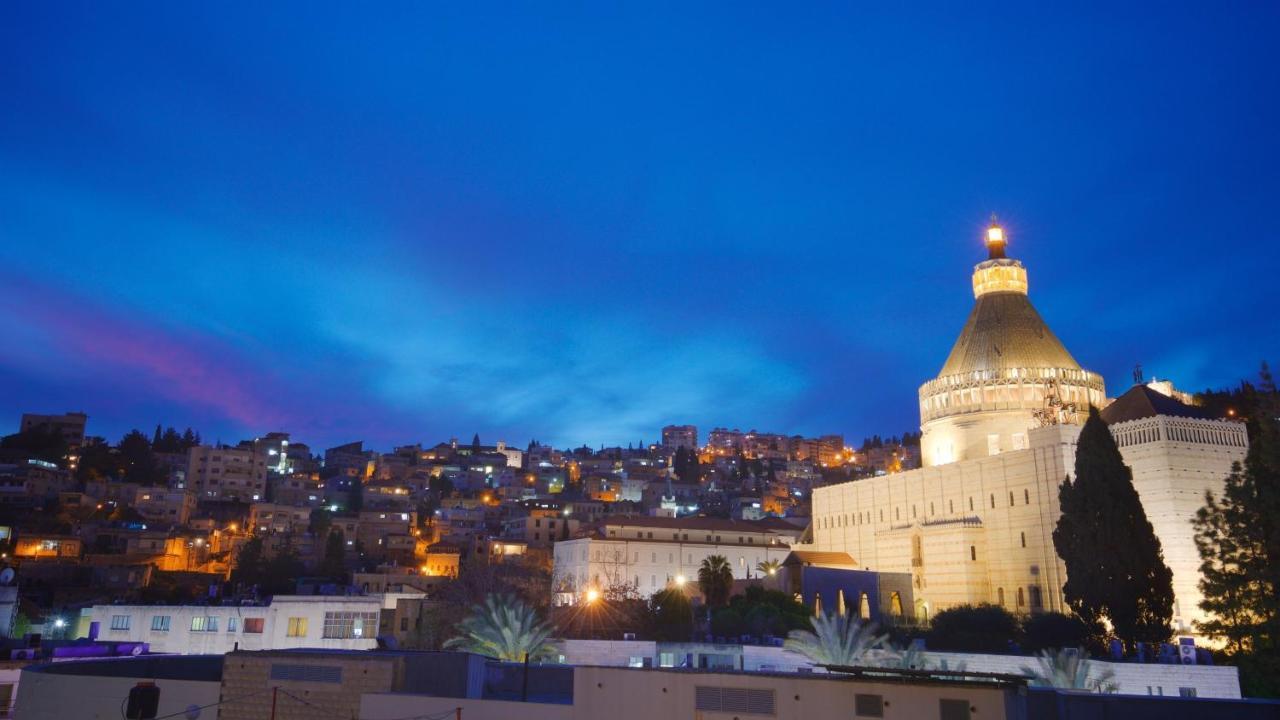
585,588,600,604
674,575,686,588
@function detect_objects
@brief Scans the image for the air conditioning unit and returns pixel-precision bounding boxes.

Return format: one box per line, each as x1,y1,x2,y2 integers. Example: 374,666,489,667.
1179,644,1197,665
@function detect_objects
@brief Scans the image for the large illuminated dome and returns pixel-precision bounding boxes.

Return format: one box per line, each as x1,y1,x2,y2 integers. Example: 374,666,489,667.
918,220,1106,466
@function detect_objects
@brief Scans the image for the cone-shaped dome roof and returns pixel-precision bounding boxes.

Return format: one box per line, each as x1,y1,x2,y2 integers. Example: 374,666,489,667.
937,290,1081,377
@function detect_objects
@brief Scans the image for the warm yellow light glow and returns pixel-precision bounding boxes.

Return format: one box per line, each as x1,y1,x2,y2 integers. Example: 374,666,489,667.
767,568,776,576
987,225,1004,243
674,575,687,587
585,588,600,603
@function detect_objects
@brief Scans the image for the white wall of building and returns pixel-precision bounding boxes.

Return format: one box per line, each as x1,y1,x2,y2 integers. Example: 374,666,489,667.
552,538,790,601
86,596,390,654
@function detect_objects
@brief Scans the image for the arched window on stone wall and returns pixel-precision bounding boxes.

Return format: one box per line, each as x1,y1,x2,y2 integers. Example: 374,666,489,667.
989,494,995,509
889,592,903,617
859,592,871,620
1024,489,1031,505
1020,532,1026,548
1017,587,1025,608
997,587,1005,606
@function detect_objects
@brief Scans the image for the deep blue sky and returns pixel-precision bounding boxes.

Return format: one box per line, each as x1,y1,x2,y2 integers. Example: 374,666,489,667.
2,3,1277,452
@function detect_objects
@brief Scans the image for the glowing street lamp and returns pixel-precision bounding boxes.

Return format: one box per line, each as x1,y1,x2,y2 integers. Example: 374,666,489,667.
674,575,687,588
584,588,600,604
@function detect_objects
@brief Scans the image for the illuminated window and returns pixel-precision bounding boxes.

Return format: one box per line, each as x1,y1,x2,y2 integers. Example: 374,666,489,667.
244,618,265,634
190,616,218,632
322,611,379,639
287,617,308,637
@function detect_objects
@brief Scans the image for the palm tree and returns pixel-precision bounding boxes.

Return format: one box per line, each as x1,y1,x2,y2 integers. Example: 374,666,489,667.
444,593,556,662
784,612,888,666
756,559,782,577
878,643,929,671
1021,648,1117,693
698,555,734,608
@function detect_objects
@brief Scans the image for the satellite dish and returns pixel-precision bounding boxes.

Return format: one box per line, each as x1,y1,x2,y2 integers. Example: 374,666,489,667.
184,703,202,719
131,645,145,656
0,568,15,586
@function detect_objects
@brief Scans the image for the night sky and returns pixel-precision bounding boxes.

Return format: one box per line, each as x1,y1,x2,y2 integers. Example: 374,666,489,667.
2,3,1277,451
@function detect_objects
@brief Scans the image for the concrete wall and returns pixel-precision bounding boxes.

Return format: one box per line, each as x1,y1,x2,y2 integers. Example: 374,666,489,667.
572,665,1020,720
219,651,399,720
14,670,219,720
362,694,571,720
554,639,1242,699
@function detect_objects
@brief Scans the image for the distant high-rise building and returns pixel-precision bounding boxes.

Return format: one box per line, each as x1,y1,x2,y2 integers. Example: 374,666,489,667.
186,445,268,501
19,411,87,448
660,425,698,451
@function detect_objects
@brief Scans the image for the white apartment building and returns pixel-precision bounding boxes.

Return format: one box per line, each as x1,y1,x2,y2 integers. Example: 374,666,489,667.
552,517,798,604
135,488,196,525
84,594,420,655
186,445,268,501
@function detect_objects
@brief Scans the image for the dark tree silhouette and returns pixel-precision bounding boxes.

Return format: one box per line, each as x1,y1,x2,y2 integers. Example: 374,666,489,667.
1054,407,1174,649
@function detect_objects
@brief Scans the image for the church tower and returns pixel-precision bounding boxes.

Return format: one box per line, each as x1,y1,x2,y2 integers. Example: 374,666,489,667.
918,219,1106,466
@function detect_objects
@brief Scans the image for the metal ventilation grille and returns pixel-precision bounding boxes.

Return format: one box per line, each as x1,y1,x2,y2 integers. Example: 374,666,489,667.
695,686,776,715
269,663,343,683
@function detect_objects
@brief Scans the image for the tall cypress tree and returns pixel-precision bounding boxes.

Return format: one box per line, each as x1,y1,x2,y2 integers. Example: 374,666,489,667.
1054,406,1174,648
1194,365,1280,654
319,529,349,583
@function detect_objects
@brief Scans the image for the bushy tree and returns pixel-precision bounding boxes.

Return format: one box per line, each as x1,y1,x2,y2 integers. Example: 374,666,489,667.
1194,364,1280,696
927,604,1019,653
1022,612,1099,654
230,537,266,590
648,588,694,642
710,585,810,639
309,508,333,538
117,429,164,485
698,555,734,608
1054,407,1174,648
